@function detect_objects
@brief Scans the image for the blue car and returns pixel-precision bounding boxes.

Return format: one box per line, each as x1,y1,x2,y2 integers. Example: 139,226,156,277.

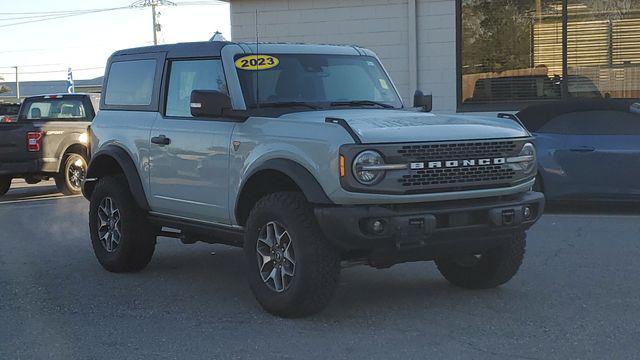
516,99,640,202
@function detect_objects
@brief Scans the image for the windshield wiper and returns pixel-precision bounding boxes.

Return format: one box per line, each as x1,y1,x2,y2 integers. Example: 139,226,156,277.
329,100,395,109
257,101,320,110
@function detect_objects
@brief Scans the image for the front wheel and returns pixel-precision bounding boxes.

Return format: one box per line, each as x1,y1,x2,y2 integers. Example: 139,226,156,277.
0,176,11,196
244,192,341,318
89,175,156,272
55,153,87,195
435,232,526,289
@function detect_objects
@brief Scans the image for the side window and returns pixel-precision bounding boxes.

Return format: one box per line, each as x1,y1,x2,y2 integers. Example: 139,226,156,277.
539,110,640,135
165,59,227,117
105,59,157,106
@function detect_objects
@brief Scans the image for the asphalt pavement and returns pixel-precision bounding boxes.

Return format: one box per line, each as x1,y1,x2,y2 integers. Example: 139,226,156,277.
1,179,639,359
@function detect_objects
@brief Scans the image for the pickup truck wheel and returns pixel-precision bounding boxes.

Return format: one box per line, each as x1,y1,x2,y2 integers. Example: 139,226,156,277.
89,175,156,273
244,192,340,318
0,176,11,196
435,232,526,289
55,153,87,195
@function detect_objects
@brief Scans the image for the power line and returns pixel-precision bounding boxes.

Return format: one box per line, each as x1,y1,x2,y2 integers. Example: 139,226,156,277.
0,1,225,30
0,7,129,29
0,64,63,69
0,8,110,15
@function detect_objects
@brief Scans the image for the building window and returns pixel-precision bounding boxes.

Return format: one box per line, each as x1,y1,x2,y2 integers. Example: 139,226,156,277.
458,0,640,111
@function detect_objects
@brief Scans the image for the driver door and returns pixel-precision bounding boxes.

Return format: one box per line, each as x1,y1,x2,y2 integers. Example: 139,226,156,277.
148,58,234,223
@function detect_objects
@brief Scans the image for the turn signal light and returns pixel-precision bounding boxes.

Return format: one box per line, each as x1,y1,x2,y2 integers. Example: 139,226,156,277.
339,155,345,177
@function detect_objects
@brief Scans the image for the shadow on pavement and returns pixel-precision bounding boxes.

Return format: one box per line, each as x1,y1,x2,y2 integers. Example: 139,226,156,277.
0,180,67,203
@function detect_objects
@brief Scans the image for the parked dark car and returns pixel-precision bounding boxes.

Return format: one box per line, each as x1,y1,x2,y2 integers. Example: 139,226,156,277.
0,94,98,196
517,98,640,202
0,103,20,123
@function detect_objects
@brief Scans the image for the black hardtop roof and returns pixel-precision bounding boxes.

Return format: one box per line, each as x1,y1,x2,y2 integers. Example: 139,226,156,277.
110,41,362,59
112,41,232,58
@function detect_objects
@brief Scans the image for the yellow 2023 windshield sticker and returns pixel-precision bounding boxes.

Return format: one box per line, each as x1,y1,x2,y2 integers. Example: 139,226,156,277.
235,55,279,71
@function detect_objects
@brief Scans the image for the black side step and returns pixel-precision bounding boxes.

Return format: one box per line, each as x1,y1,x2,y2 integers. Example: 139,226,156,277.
148,214,244,248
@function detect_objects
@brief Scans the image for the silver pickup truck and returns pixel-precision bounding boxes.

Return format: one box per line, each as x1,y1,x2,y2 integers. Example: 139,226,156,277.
83,41,544,317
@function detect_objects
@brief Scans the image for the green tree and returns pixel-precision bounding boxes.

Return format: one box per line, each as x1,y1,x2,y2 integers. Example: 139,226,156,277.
462,0,536,74
0,76,9,94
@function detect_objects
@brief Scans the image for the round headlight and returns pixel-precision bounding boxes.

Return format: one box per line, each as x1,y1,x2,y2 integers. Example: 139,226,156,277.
352,150,385,185
520,142,536,174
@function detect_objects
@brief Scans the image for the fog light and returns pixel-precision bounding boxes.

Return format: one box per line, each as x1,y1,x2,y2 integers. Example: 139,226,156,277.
371,219,386,234
523,206,532,220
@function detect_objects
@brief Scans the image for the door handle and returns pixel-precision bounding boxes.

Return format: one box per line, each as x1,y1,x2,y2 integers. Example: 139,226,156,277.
151,135,171,146
569,146,595,152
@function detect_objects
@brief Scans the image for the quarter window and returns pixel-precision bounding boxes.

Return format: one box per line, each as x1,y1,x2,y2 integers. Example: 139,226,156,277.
104,59,157,106
165,59,227,117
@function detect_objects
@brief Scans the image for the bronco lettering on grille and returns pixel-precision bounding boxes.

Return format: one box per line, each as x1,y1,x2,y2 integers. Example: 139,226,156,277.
411,157,506,169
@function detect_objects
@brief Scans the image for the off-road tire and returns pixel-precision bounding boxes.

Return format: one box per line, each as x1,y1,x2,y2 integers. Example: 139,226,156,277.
435,232,526,289
244,191,341,318
0,176,11,196
55,153,87,195
89,175,156,272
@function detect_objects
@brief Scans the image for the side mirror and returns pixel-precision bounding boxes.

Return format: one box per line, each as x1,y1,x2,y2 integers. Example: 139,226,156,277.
190,90,231,118
413,90,432,112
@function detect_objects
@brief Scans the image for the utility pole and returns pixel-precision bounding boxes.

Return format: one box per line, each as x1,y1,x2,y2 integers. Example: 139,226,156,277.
151,2,158,45
130,0,175,45
12,66,19,101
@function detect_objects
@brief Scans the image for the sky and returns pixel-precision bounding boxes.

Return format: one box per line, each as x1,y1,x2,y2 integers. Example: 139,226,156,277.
0,0,231,82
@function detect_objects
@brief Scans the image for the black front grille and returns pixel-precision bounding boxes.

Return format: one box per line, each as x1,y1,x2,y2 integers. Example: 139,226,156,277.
339,138,532,195
396,141,517,162
399,165,516,187
383,139,526,193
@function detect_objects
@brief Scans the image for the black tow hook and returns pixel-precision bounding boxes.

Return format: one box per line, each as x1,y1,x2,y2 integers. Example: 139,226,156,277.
489,206,532,227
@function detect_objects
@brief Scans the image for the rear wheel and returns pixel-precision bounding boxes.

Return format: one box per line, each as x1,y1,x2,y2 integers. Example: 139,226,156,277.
89,175,156,272
435,232,526,289
0,176,11,196
244,192,341,318
55,153,87,195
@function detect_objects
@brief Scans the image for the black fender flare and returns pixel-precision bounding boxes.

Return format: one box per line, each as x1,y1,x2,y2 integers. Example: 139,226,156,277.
235,159,333,218
82,145,150,210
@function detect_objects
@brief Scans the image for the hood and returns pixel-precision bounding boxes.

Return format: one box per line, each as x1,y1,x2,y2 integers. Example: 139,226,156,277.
279,109,530,143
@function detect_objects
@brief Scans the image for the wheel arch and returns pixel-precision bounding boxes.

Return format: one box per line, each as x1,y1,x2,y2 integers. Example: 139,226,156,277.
82,145,150,210
57,143,88,172
235,159,333,226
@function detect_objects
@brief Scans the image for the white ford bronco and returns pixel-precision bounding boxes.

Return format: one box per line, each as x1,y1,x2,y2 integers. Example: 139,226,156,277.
83,41,544,317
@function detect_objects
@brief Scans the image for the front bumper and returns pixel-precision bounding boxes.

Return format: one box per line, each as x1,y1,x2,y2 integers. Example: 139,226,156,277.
315,191,544,259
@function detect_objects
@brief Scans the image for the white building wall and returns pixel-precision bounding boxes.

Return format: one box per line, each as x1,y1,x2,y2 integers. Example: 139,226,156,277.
230,0,458,112
416,0,457,112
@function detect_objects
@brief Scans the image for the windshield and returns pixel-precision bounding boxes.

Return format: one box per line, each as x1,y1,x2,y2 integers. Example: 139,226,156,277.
19,98,88,121
235,54,403,109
